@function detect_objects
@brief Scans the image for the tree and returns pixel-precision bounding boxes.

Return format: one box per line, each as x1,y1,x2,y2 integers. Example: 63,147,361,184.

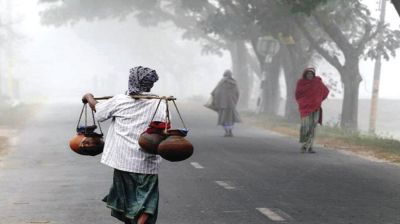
39,0,334,116
294,0,400,130
0,0,24,100
39,0,257,110
199,1,292,115
200,0,328,117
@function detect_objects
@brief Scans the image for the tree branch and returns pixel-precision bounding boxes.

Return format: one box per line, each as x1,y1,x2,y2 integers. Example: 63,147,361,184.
156,8,227,49
294,18,343,71
313,13,354,52
353,6,380,53
355,23,372,52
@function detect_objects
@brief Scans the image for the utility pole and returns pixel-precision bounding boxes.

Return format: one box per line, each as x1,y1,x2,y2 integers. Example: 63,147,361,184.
368,0,387,134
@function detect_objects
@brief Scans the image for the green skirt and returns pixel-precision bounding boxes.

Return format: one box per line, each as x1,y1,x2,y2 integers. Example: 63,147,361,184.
103,169,159,224
299,110,320,150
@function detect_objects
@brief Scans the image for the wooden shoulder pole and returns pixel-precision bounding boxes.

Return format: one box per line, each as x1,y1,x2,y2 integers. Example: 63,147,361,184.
94,95,177,101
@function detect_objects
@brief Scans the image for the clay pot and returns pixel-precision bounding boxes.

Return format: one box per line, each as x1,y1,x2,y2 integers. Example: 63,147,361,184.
139,132,166,154
138,121,170,154
158,129,193,162
69,133,104,156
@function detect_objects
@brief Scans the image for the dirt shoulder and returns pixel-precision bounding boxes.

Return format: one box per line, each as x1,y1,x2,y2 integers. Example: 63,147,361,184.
242,113,400,164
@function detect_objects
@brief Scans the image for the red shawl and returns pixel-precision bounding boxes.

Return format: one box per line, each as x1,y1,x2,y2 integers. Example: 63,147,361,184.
295,74,329,124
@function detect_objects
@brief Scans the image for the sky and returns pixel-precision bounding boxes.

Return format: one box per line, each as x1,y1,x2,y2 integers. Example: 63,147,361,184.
2,0,400,103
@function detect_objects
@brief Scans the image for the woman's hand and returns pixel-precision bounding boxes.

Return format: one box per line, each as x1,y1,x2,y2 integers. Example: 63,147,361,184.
82,93,93,103
82,93,97,111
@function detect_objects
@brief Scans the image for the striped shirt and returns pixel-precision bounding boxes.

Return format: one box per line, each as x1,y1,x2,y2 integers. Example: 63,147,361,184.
95,94,166,174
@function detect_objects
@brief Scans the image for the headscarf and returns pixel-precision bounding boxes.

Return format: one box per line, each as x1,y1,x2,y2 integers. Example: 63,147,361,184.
302,67,316,79
223,70,233,78
128,66,159,95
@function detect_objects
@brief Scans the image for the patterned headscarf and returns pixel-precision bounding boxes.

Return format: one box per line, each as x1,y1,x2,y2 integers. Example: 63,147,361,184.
128,66,159,95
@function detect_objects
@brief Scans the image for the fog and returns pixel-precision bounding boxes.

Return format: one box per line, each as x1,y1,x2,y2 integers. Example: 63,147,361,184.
1,0,400,137
4,2,230,103
2,1,399,101
22,20,230,102
2,2,400,223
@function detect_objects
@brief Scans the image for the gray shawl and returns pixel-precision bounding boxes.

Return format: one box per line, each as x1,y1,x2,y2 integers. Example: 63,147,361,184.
211,77,239,109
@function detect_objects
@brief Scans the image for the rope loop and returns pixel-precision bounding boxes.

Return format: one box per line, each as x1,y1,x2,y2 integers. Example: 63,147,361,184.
76,103,103,135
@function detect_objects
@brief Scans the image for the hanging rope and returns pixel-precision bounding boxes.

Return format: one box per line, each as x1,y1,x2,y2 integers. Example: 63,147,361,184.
150,98,163,123
84,104,88,135
91,109,96,126
165,98,171,133
92,109,103,135
76,103,103,136
97,121,104,135
76,104,86,130
172,100,188,130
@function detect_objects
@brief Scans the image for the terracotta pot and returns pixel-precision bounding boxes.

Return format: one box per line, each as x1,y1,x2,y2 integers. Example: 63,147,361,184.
139,132,166,154
158,129,193,162
69,133,104,156
138,121,170,154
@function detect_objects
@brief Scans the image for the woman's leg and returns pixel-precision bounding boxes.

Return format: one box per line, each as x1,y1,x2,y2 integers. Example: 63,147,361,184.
223,124,230,136
300,111,319,152
310,110,321,152
300,117,311,152
227,125,234,136
137,213,149,224
223,124,234,137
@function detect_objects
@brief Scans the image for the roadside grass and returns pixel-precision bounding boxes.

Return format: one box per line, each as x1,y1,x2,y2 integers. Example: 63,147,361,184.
242,112,400,163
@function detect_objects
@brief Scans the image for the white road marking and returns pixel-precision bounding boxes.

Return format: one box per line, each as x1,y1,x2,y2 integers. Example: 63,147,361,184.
223,210,247,213
190,162,204,169
256,208,286,222
215,181,236,190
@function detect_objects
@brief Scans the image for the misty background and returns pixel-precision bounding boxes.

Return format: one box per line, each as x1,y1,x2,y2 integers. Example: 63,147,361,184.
1,0,400,138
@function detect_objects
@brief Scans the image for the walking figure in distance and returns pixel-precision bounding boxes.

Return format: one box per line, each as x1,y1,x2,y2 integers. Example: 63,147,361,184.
295,67,329,153
209,70,241,137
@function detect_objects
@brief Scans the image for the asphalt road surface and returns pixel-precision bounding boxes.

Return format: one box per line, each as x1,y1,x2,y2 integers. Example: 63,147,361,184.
1,102,400,224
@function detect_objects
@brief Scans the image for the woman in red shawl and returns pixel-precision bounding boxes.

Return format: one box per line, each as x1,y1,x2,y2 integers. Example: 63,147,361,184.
295,68,329,153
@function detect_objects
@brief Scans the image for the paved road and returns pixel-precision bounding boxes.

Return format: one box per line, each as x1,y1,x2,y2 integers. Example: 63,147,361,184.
1,102,400,224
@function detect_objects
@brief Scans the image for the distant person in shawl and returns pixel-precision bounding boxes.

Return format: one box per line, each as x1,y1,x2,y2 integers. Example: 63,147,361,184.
209,70,241,137
82,66,166,224
295,68,329,153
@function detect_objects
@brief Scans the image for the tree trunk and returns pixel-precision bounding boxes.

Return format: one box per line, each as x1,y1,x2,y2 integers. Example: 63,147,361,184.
283,45,310,121
230,41,251,110
259,54,281,115
340,63,362,130
282,70,298,120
